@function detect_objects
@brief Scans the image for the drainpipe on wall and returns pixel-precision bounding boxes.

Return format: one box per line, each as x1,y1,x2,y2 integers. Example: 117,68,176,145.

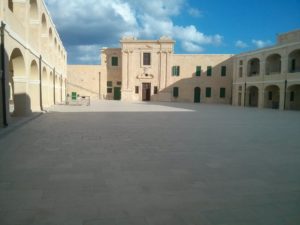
244,82,247,107
39,55,43,111
0,22,8,127
283,79,287,110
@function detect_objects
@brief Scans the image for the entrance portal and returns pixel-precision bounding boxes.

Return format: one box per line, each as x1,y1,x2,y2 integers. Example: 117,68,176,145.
194,87,201,103
113,87,121,100
142,83,151,101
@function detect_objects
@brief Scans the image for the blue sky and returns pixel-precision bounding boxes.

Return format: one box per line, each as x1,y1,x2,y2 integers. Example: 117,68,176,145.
45,0,300,64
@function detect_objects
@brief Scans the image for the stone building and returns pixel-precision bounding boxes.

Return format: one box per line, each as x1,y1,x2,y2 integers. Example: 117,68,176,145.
68,37,234,104
232,30,300,110
0,0,67,127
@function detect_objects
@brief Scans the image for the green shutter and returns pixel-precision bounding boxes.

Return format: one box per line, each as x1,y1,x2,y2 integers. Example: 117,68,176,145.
206,87,211,97
172,66,176,76
112,57,118,66
173,87,179,97
220,88,226,98
221,66,226,76
196,66,201,76
172,66,180,76
207,66,212,76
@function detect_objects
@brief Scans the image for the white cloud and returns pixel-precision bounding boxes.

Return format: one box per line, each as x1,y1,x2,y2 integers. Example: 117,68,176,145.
252,39,272,48
235,40,248,48
182,41,204,52
188,8,202,18
45,0,223,64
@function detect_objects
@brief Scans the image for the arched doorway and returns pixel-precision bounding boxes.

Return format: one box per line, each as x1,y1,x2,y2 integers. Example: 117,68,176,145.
29,60,40,111
9,48,28,116
29,0,39,50
264,85,280,109
247,86,259,107
194,87,201,103
49,72,54,105
286,85,300,110
42,67,48,107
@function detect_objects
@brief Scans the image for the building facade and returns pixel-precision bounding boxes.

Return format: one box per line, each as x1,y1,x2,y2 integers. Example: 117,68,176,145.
67,30,300,111
0,0,67,127
99,37,234,104
232,30,300,110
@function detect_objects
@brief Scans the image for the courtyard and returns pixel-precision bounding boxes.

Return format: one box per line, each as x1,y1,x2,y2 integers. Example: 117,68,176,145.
0,101,300,225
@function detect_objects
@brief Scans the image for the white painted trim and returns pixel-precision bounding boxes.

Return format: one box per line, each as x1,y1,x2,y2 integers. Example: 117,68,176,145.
28,80,41,85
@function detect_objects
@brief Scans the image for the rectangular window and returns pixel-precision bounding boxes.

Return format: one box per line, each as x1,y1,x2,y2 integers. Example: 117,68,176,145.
238,86,242,91
107,81,112,87
135,86,139,94
220,88,226,98
207,66,212,76
107,88,112,93
143,52,151,65
172,66,180,76
154,86,158,94
111,57,118,66
173,87,179,97
268,91,272,101
116,81,122,86
221,66,226,76
290,91,295,102
239,60,243,66
196,66,201,76
206,87,211,97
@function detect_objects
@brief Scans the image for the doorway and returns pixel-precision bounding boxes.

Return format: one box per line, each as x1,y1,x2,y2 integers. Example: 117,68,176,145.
113,87,121,100
194,87,201,103
142,83,151,101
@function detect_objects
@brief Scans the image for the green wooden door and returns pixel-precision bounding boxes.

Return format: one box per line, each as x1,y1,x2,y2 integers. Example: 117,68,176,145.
114,87,121,100
194,87,201,103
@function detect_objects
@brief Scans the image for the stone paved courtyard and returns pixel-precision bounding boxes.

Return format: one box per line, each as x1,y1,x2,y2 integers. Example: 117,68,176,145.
0,101,300,225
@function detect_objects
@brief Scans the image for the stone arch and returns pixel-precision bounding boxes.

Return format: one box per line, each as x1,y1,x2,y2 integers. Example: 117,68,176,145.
29,0,39,20
9,48,25,77
30,60,39,80
41,13,47,34
29,60,40,111
49,28,53,41
9,48,29,115
288,49,300,73
42,67,48,107
247,58,260,77
286,84,300,110
265,53,281,75
246,86,259,107
264,85,280,109
49,71,54,105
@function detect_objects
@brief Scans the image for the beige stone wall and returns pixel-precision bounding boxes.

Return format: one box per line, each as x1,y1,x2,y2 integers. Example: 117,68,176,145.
168,54,233,103
119,37,233,103
67,65,103,100
277,30,300,45
0,0,67,126
101,48,122,100
233,31,300,110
